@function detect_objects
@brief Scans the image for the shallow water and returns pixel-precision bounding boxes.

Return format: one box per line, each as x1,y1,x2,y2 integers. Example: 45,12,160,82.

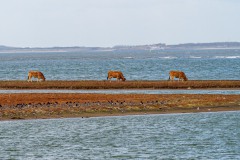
0,111,239,159
0,49,239,80
0,89,240,94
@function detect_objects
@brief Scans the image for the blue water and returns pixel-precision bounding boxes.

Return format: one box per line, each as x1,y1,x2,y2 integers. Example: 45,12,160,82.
0,50,239,159
0,111,239,159
0,49,239,80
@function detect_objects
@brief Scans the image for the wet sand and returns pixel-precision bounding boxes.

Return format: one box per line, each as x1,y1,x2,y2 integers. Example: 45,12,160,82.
0,93,239,120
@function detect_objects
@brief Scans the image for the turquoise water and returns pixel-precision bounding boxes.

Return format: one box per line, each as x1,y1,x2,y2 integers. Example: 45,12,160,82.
0,49,239,80
0,111,239,159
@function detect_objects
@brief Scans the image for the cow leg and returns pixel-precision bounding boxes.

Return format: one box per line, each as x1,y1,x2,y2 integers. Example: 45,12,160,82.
28,76,32,82
27,75,30,82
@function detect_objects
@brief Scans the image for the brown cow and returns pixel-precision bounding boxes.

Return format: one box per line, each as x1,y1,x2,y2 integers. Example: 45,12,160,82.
107,71,126,81
169,70,188,81
27,70,46,82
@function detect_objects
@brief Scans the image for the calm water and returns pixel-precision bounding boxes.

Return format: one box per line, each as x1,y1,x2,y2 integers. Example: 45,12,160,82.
0,49,239,80
0,111,239,159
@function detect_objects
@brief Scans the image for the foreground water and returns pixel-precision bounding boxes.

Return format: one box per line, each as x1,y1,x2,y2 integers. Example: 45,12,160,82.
0,49,239,80
0,111,239,159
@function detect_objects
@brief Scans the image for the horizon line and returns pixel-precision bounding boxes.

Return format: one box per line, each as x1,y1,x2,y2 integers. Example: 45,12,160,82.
1,41,240,49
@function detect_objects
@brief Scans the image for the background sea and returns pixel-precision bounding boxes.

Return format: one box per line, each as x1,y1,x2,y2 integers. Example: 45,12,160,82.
0,49,239,80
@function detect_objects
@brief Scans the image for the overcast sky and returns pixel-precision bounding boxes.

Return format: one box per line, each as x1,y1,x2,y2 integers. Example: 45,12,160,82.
0,0,239,47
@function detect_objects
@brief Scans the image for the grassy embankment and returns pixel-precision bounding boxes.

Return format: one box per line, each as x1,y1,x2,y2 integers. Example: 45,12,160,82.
0,80,239,89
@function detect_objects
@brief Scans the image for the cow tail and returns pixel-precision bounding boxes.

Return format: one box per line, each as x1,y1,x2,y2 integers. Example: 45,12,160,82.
168,76,170,80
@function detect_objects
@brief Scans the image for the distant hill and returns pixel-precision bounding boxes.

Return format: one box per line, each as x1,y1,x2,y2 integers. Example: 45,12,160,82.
167,42,240,49
1,42,240,53
0,45,16,50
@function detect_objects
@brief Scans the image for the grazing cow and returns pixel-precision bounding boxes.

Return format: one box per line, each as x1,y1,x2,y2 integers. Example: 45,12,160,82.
107,71,126,81
27,70,46,82
169,70,188,81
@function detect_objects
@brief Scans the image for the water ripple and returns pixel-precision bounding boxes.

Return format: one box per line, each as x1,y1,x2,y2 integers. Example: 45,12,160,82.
0,112,240,159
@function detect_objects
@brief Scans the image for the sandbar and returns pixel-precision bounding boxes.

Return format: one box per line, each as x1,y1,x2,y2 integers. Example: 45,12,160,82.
0,93,239,121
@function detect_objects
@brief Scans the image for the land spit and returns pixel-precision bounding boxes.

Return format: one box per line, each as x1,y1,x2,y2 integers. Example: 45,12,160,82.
0,80,240,89
0,93,239,120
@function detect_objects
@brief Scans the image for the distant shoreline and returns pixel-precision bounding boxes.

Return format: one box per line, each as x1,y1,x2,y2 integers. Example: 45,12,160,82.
1,42,240,53
0,50,68,53
0,48,240,54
